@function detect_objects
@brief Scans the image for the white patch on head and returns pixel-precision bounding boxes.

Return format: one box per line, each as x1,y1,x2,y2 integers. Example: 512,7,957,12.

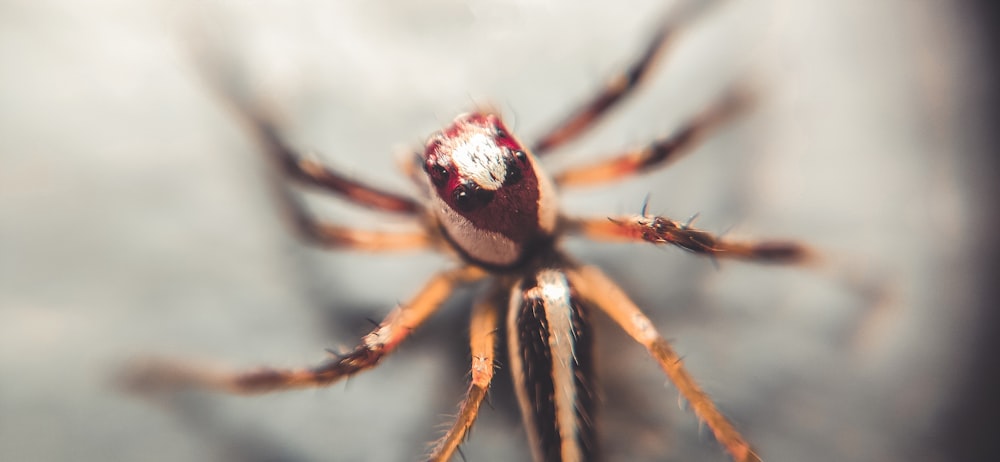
451,133,508,190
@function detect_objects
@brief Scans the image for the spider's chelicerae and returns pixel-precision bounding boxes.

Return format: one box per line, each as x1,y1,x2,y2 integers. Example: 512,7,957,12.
126,9,815,462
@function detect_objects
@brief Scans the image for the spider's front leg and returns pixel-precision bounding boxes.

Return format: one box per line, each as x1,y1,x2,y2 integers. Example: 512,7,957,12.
211,81,434,251
188,44,423,214
531,2,721,156
531,19,674,156
121,266,486,396
247,114,423,214
554,87,750,188
566,214,814,265
567,265,761,462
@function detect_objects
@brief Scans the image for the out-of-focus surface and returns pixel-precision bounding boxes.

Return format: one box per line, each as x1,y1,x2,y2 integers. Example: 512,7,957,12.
0,1,987,461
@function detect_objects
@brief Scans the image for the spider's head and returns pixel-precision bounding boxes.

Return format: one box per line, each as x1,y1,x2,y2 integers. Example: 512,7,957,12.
422,111,557,267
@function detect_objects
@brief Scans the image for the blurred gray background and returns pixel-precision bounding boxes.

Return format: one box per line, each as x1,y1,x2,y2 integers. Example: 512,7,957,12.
0,0,987,461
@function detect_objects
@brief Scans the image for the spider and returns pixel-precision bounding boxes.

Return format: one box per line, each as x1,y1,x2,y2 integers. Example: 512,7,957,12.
124,6,813,462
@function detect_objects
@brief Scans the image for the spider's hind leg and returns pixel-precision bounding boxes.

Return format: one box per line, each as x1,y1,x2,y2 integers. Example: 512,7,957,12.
568,265,761,462
121,266,487,397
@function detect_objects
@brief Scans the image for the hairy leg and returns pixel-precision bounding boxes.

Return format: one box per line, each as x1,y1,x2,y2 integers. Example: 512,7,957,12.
531,2,720,155
567,264,760,462
122,266,487,395
555,88,749,187
426,286,503,462
564,214,814,265
271,181,431,251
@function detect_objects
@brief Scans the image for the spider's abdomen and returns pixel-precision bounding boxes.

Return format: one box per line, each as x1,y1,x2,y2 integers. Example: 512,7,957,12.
508,269,598,462
421,112,558,267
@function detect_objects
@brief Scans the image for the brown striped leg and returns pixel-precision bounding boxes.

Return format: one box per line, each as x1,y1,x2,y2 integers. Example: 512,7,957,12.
271,182,430,251
122,266,487,396
426,287,502,462
531,2,721,155
567,265,761,462
242,112,422,213
554,88,750,187
531,22,675,156
187,46,422,214
565,215,814,265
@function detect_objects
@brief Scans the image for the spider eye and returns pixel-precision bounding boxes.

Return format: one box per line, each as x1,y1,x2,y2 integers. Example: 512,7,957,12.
494,125,508,139
504,151,524,185
425,163,450,187
452,182,494,212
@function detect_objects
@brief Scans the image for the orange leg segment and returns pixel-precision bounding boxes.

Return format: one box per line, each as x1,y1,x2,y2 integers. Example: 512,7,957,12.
555,88,750,187
567,265,761,462
122,266,487,396
426,287,502,462
567,214,815,265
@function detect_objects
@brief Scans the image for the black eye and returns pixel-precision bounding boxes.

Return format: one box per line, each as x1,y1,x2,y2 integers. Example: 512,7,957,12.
504,157,523,185
494,125,508,139
452,182,494,212
425,163,449,187
513,150,527,161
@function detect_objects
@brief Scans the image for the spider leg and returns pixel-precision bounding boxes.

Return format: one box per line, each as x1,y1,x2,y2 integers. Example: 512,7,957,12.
567,265,761,462
426,286,502,462
185,44,422,214
554,88,750,187
237,107,423,214
531,3,718,155
564,214,814,265
122,266,487,395
271,179,431,251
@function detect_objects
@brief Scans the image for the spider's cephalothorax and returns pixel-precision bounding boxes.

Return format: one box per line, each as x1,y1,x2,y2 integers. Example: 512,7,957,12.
422,112,558,267
125,8,814,462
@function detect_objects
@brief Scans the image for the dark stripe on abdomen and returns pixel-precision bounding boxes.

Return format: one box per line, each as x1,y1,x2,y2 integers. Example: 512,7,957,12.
508,269,597,462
